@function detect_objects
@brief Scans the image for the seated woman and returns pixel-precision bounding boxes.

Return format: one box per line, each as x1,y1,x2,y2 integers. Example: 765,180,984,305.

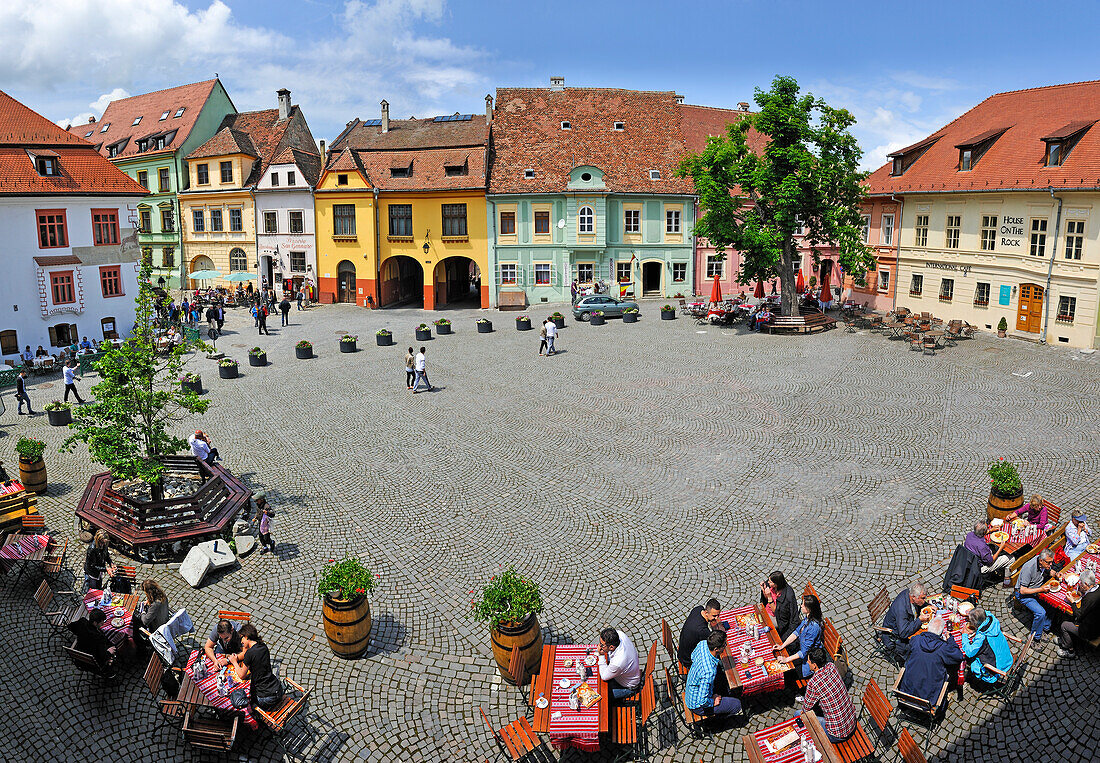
132,579,171,653
959,606,1012,687
760,571,800,641
1014,493,1048,529
774,594,825,678
229,623,285,710
35,345,48,358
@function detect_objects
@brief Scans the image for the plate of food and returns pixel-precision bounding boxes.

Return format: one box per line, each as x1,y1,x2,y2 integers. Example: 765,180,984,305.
534,696,549,709
957,602,974,616
1088,543,1099,555
1012,518,1029,530
583,654,597,667
1047,580,1062,592
558,678,571,689
110,617,124,628
562,658,574,668
989,531,1010,544
921,605,935,618
1064,573,1080,587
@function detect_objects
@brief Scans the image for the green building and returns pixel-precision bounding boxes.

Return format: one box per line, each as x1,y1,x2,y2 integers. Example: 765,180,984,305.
68,79,236,289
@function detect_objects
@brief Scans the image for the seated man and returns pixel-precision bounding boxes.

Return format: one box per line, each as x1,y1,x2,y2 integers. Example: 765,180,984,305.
229,623,285,710
801,647,857,744
79,336,94,351
1015,549,1054,642
685,631,741,721
1057,569,1100,658
965,520,1011,577
204,618,243,667
21,346,33,365
596,627,642,701
677,598,727,669
1065,513,1092,562
897,617,964,708
959,606,1012,686
67,609,117,676
882,582,931,660
35,345,48,358
188,430,220,465
753,307,772,332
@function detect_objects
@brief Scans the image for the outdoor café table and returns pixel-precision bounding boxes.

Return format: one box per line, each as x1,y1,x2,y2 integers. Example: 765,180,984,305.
0,532,48,577
1041,550,1100,614
884,321,908,338
718,604,792,696
530,644,608,752
180,649,259,729
742,711,842,763
82,589,139,647
985,520,1045,555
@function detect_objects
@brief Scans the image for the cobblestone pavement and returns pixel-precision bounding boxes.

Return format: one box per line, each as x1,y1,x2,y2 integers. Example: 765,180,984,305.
1,302,1098,763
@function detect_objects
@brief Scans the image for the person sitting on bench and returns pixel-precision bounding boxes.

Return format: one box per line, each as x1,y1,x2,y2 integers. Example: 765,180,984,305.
685,631,741,720
965,520,1012,577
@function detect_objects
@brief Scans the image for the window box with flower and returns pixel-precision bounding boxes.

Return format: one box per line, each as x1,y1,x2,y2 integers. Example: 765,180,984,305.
470,566,544,682
318,556,379,658
622,307,639,324
589,310,606,326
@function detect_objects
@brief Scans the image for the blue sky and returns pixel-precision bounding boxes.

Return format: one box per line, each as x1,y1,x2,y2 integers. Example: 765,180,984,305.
4,0,1100,170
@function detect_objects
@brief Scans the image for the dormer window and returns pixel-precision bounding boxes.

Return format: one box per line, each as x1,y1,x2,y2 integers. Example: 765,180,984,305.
35,156,58,176
100,123,110,133
887,135,939,176
337,173,348,185
955,127,1009,172
156,136,166,149
1041,121,1093,167
271,172,279,186
561,120,571,130
287,171,296,186
959,148,973,171
160,111,170,121
649,169,661,180
108,145,118,158
613,121,625,131
136,140,147,152
174,107,185,118
524,169,535,179
390,163,411,178
891,157,903,176
132,116,142,126
84,130,93,138
444,161,468,177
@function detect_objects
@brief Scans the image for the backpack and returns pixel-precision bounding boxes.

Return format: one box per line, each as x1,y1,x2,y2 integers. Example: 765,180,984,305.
539,326,547,339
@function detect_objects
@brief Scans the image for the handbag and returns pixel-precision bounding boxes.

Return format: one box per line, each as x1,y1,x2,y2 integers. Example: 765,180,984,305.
229,686,249,708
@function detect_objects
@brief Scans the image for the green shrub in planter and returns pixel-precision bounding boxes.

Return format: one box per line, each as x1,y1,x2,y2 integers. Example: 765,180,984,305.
660,304,676,320
622,307,639,323
415,323,432,341
45,401,73,426
340,334,358,353
434,318,452,335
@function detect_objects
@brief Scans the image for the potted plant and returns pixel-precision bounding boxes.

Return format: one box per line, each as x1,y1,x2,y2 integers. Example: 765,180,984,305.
997,317,1008,338
179,372,202,395
673,292,686,300
471,566,544,682
550,312,565,329
44,400,73,427
476,317,493,334
622,307,639,324
660,304,676,320
415,323,432,341
376,328,394,347
16,436,46,494
318,556,379,659
987,457,1024,521
248,347,267,366
516,314,532,331
589,310,606,326
296,340,313,359
218,358,239,379
434,318,452,336
340,334,357,353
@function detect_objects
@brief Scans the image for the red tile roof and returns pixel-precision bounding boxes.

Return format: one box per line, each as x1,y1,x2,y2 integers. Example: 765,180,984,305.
65,79,219,161
0,90,148,196
357,147,486,191
270,146,322,187
489,88,693,195
866,79,1100,195
679,103,765,155
332,115,487,151
186,106,317,186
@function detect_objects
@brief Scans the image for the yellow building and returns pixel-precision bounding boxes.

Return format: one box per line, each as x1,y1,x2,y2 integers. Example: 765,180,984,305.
316,100,491,309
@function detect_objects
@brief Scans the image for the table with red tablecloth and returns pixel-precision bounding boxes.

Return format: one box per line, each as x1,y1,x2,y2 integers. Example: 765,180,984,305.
718,604,792,696
742,712,842,763
82,589,137,647
0,532,47,562
182,649,258,729
1041,551,1100,614
985,521,1045,555
529,644,608,752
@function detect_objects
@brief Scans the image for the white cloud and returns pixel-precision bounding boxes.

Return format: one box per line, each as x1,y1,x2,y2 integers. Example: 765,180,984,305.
59,87,131,129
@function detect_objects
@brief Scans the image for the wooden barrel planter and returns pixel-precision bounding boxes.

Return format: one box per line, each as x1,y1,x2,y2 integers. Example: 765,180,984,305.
19,457,46,495
248,352,267,367
490,613,543,682
435,323,452,335
322,594,372,658
988,488,1024,522
590,313,606,326
477,320,493,334
47,408,72,427
376,333,393,347
623,312,639,323
660,308,676,320
516,318,531,331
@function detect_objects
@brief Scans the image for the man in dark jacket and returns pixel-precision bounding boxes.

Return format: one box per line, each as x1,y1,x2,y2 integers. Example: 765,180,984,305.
677,598,727,668
883,582,932,660
1058,568,1100,657
897,616,964,708
279,296,291,326
15,370,32,415
67,610,117,676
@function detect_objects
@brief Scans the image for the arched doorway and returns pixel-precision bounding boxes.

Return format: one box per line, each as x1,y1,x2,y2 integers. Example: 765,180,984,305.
380,255,424,307
188,255,216,288
642,261,663,297
433,257,481,308
336,260,357,303
1017,283,1044,333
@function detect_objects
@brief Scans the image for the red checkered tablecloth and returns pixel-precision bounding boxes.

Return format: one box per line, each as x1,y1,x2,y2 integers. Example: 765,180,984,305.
184,649,258,729
82,590,133,647
1040,551,1100,613
986,521,1044,553
0,533,47,561
749,716,814,763
544,645,601,752
720,606,786,696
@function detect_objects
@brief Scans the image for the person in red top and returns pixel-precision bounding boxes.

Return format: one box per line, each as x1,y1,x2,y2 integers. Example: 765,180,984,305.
801,647,856,743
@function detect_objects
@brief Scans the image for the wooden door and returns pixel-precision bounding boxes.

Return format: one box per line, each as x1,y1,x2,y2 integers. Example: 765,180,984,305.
1016,283,1044,333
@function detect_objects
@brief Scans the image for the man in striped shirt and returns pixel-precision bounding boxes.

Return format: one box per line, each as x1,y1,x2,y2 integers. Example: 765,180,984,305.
685,631,741,720
801,647,856,743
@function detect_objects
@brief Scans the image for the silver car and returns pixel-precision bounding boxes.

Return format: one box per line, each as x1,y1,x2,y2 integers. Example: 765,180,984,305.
572,295,640,320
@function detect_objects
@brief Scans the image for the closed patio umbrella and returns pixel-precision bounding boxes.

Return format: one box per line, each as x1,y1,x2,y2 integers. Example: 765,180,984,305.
753,280,765,299
709,275,722,304
795,269,805,293
819,268,831,303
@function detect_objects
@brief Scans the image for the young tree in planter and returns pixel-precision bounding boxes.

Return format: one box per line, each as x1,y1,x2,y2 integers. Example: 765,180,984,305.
679,75,875,317
62,258,209,500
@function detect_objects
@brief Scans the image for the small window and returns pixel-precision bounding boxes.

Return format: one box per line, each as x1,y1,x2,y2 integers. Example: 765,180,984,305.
196,163,209,185
333,204,356,236
289,211,304,234
160,208,174,233
100,123,110,133
138,208,151,232
219,161,232,183
524,169,535,179
624,209,640,234
264,211,278,234
500,211,516,235
132,116,142,126
289,251,306,272
442,204,467,237
1065,219,1085,260
666,209,681,234
534,263,552,285
158,167,170,192
560,121,571,130
1047,142,1062,167
388,204,412,237
881,214,894,245
337,174,349,186
877,270,890,291
975,282,990,306
159,110,170,121
287,171,296,186
1058,295,1077,322
192,210,204,232
939,278,954,302
706,255,724,278
673,262,686,282
37,210,68,248
0,330,19,355
390,165,411,179
980,215,997,251
945,215,961,249
50,271,75,304
580,172,592,182
162,247,174,268
499,263,518,285
534,211,550,235
100,266,123,297
270,172,279,186
617,262,632,282
891,157,903,176
174,107,185,118
914,215,929,247
444,164,467,177
229,208,243,232
1030,218,1048,257
910,273,923,295
959,149,973,171
228,247,248,272
577,206,594,234
136,170,148,189
613,121,625,131
84,130,93,138
209,209,223,231
860,214,871,243
36,156,59,176
649,169,661,180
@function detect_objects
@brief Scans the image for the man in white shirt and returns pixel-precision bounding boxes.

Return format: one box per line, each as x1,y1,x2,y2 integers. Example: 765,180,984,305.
188,430,220,465
62,360,85,403
21,346,33,366
411,346,432,393
1065,513,1092,561
544,318,558,355
596,627,642,700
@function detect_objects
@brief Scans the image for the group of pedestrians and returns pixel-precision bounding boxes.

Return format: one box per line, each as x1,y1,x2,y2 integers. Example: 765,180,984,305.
405,347,432,393
15,359,87,414
537,317,559,356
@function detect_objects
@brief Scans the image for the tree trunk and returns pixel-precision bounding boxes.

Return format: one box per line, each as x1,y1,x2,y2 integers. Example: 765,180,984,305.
151,477,164,503
779,238,797,316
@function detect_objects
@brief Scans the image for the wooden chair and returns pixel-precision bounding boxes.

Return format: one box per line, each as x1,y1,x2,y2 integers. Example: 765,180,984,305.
609,641,658,759
832,717,875,763
891,668,948,732
506,645,530,705
217,609,251,622
63,639,114,678
182,711,238,751
21,514,45,532
803,581,821,602
897,728,928,763
948,585,979,603
112,565,137,594
664,665,705,739
479,706,540,762
34,580,80,640
822,618,849,684
42,536,66,581
255,677,311,739
979,633,1033,703
921,336,937,356
861,679,897,753
660,618,687,682
867,586,896,661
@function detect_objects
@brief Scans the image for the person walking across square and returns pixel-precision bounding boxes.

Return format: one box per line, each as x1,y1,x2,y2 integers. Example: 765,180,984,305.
63,360,85,403
279,296,291,326
411,346,432,393
258,503,276,554
257,304,270,335
544,317,558,355
405,347,416,390
15,370,33,415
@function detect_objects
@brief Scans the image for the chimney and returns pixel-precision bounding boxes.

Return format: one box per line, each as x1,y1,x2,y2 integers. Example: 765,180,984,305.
277,88,292,119
89,116,96,123
319,140,326,159
380,100,389,133
550,76,565,91
485,94,493,123
675,94,684,104
738,102,750,111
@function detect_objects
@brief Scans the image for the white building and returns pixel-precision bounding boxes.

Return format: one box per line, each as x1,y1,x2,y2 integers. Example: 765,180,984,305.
254,146,321,297
0,90,147,361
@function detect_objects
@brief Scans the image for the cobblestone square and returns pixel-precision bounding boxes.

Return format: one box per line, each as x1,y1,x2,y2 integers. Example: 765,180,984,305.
1,302,1097,763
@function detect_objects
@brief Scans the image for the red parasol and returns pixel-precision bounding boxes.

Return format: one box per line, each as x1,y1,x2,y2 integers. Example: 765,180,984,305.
709,275,722,304
819,268,831,302
795,269,805,292
753,280,765,299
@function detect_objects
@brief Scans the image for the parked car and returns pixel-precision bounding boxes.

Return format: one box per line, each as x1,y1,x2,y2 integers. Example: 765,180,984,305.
572,295,640,320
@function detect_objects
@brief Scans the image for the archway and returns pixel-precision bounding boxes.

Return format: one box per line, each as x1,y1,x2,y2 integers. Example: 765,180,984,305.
188,255,216,289
380,255,424,308
336,260,357,303
642,261,663,297
433,256,481,308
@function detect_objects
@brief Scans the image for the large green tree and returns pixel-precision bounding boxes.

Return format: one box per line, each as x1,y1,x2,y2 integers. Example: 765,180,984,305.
679,75,874,316
63,258,208,500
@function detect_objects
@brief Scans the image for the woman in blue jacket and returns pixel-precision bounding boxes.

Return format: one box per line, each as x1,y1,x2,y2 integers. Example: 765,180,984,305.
774,594,825,678
960,606,1013,685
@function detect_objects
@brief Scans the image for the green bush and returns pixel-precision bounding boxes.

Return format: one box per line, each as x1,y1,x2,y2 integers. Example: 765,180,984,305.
989,458,1022,496
16,437,46,461
470,566,543,630
317,557,378,600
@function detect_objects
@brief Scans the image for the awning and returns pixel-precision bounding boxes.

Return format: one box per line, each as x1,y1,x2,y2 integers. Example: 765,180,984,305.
34,255,81,266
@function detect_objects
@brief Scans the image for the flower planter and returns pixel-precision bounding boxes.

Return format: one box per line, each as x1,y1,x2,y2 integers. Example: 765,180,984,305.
590,314,606,326
218,364,238,379
321,594,372,659
19,456,46,495
415,327,432,342
340,340,357,353
997,330,1007,338
181,377,202,395
622,312,639,323
248,353,267,367
660,309,676,321
47,408,72,427
376,333,393,347
552,317,565,329
987,487,1024,522
490,613,543,683
435,323,452,335
516,318,531,331
477,321,493,334
296,346,313,359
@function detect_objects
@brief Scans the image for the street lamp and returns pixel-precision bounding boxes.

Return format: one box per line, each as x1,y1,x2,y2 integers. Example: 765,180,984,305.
422,241,430,255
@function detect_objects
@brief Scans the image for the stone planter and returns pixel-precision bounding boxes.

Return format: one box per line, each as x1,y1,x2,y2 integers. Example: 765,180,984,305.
490,613,543,683
516,318,531,331
997,330,1007,338
296,346,313,359
322,594,372,659
415,327,432,342
987,487,1024,522
435,323,452,335
218,364,238,379
181,377,202,395
552,316,565,329
376,333,393,347
340,340,357,353
477,321,493,334
47,408,72,427
660,309,676,321
623,312,638,323
19,456,46,495
248,352,267,367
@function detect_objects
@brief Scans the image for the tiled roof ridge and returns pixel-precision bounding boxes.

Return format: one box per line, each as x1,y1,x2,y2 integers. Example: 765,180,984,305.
102,78,217,108
986,78,1100,98
682,103,756,115
497,86,680,95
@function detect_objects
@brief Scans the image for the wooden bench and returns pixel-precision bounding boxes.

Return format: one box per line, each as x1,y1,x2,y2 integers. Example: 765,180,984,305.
21,514,45,532
113,565,137,593
765,312,837,335
216,609,251,623
182,711,238,751
255,677,311,737
479,706,540,762
660,617,688,682
610,640,657,758
1010,519,1068,585
948,585,979,603
0,488,38,533
665,665,706,739
861,679,897,754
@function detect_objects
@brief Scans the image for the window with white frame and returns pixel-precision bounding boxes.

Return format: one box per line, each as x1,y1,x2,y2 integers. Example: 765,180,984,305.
499,263,518,285
290,251,306,272
975,282,990,306
1030,218,1047,257
945,215,961,249
861,214,871,243
673,262,686,282
1065,219,1085,260
229,247,248,272
1058,295,1077,322
534,262,552,286
877,269,890,291
980,215,997,251
263,211,277,234
881,214,894,245
914,215,929,247
706,255,724,278
289,211,304,234
271,172,279,186
624,209,640,234
939,277,954,301
617,261,632,282
578,206,594,234
666,209,681,234
577,263,595,282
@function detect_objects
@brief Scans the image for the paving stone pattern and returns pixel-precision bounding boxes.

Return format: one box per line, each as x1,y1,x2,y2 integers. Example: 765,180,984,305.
1,303,1098,763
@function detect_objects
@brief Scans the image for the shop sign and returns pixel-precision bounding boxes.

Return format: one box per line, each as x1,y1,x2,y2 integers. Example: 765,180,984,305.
924,261,971,276
999,285,1011,306
1000,216,1025,248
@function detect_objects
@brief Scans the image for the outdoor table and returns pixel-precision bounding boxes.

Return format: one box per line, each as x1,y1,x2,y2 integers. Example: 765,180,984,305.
1041,550,1100,614
742,711,842,763
0,532,48,580
82,589,139,647
530,644,608,752
180,649,258,729
918,600,966,686
884,321,908,338
718,604,792,696
985,520,1045,555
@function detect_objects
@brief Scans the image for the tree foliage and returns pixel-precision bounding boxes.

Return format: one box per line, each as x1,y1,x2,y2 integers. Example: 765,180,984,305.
679,75,874,316
62,258,208,493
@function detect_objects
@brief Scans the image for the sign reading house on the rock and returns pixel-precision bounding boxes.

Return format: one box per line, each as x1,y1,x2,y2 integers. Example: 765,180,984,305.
1000,215,1025,248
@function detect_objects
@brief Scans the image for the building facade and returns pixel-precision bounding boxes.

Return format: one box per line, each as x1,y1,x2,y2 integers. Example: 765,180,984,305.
67,79,236,289
488,81,696,307
866,80,1100,348
314,147,377,306
255,147,322,297
0,90,148,359
180,89,317,292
